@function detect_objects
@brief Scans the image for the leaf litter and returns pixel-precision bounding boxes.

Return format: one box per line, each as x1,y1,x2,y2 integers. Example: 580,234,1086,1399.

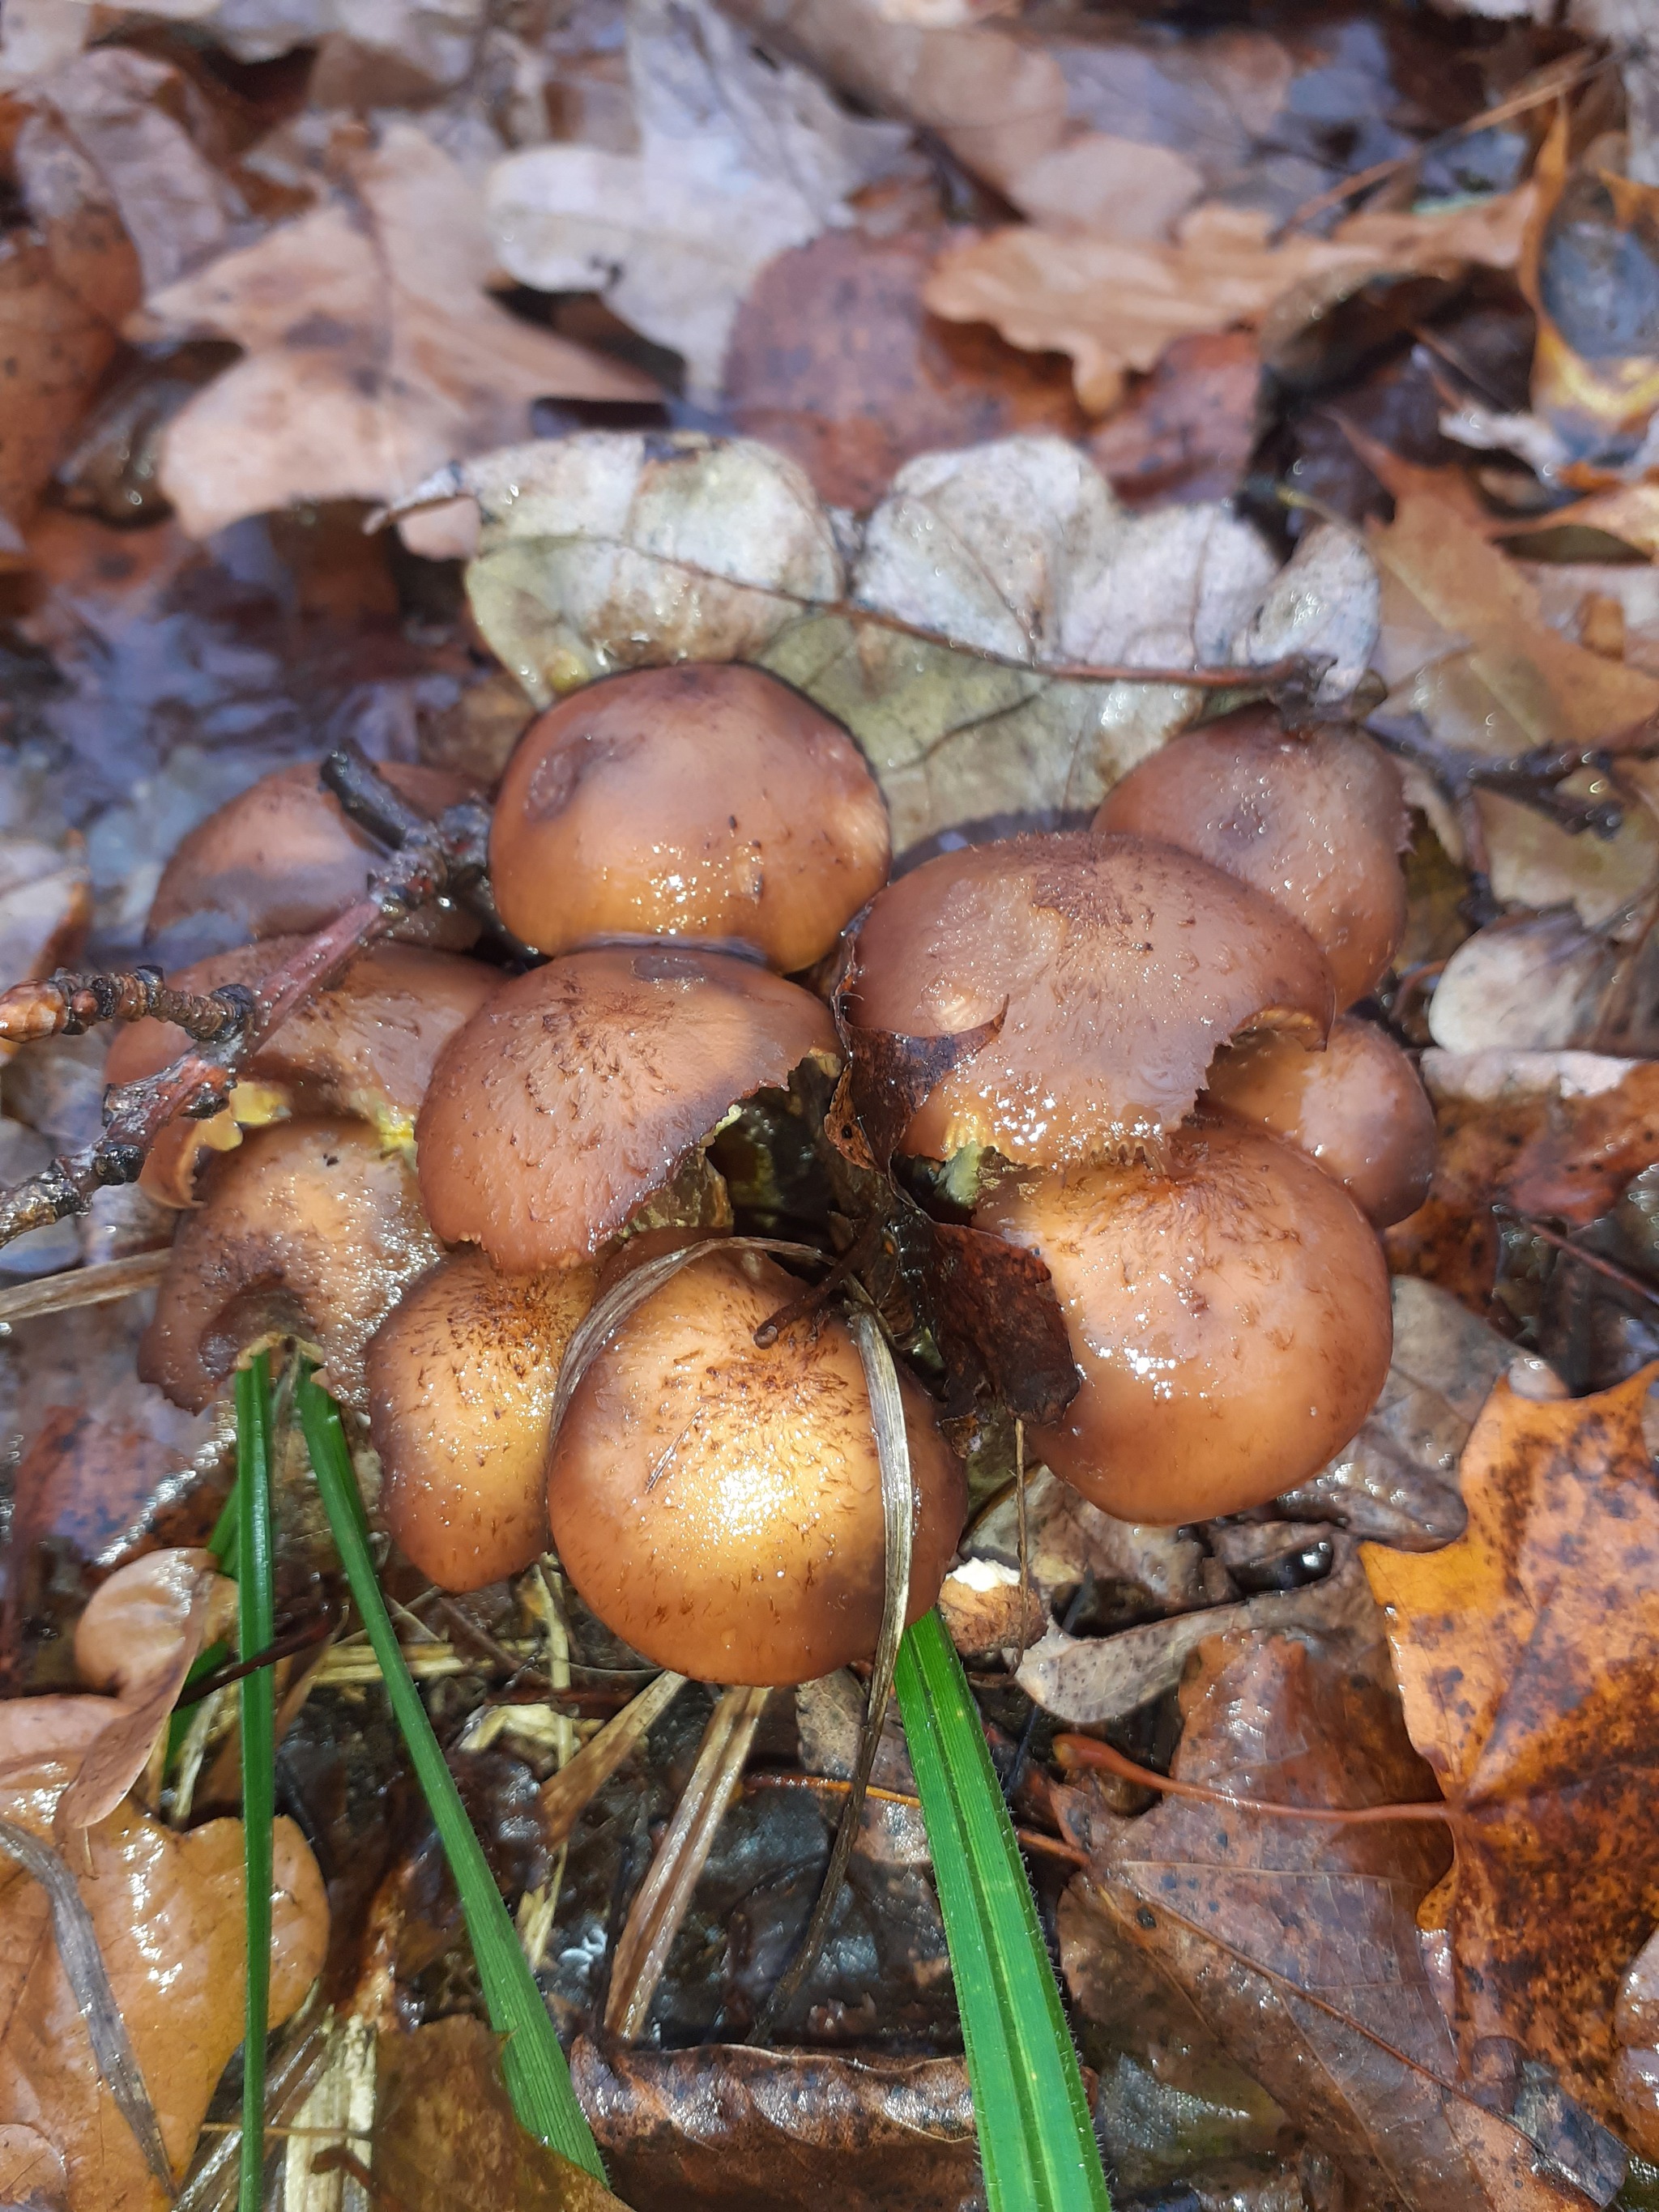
8,1,1659,2208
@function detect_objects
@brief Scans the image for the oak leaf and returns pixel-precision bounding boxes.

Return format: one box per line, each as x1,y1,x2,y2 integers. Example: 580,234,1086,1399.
1363,1366,1659,2122
138,122,655,548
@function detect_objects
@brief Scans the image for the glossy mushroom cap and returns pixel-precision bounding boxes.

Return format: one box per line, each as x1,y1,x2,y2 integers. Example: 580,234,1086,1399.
147,762,481,952
1094,711,1409,1009
491,665,891,971
975,1125,1392,1523
369,1249,597,1592
139,1119,440,1413
846,830,1333,1169
416,946,838,1272
1204,1015,1437,1228
547,1249,967,1684
105,941,497,1135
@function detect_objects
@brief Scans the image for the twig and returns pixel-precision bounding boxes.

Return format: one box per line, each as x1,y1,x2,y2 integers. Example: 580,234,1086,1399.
1366,711,1623,837
744,1772,1088,1869
0,1250,171,1329
1492,1204,1659,1309
1053,1734,1452,1822
0,748,484,1257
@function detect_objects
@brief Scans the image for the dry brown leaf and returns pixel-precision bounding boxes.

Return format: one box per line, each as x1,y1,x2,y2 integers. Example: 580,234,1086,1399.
923,193,1531,413
1363,1364,1659,2120
1056,1628,1600,2212
0,1580,327,2212
138,121,655,546
1088,329,1261,507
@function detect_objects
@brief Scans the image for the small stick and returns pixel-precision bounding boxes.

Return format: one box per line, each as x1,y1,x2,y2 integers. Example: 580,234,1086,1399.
1053,1733,1452,1823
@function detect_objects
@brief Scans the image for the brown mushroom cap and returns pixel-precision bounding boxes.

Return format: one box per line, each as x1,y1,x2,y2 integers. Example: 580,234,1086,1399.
105,940,497,1133
369,1249,597,1592
1204,1014,1437,1228
147,762,482,951
490,665,890,973
139,1118,440,1413
975,1124,1392,1523
1094,711,1409,1008
846,830,1333,1169
547,1249,966,1684
416,947,838,1272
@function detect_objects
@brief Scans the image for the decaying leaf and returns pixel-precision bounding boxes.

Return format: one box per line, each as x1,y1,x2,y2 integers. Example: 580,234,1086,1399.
138,122,655,548
0,1566,328,2212
413,427,1378,851
923,194,1531,413
1363,1365,1659,2120
1056,1628,1606,2212
373,2016,628,2210
486,0,911,397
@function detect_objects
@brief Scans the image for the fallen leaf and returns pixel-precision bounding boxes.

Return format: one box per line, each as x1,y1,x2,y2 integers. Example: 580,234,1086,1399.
724,227,1086,510
1428,911,1623,1055
570,2036,979,2212
138,121,655,545
1368,488,1659,760
374,2017,629,2210
72,0,487,89
1056,1627,1606,2212
1363,1364,1659,2120
923,193,1531,413
1088,330,1262,508
485,0,911,397
0,1587,328,2212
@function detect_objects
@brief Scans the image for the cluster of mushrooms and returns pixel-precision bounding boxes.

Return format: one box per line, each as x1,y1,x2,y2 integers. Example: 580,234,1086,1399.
117,663,1433,1688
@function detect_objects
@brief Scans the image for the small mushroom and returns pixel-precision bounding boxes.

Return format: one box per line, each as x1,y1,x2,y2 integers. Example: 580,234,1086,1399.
368,1249,597,1592
139,1118,440,1413
147,762,482,952
106,940,497,1136
489,665,890,971
546,1248,966,1684
975,1124,1392,1523
416,946,838,1272
1094,710,1409,1008
1204,1014,1437,1227
846,830,1333,1169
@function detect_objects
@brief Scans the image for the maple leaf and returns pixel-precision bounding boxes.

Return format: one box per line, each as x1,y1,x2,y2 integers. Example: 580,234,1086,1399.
1363,1365,1659,2122
1056,1626,1611,2212
136,122,656,547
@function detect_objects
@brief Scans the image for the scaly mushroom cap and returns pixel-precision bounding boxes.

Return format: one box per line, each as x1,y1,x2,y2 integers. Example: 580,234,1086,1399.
1205,1014,1436,1227
1094,711,1409,1008
491,664,891,972
846,831,1333,1168
139,1119,440,1413
975,1125,1391,1523
416,947,838,1272
369,1249,597,1592
147,762,481,950
547,1249,967,1685
106,941,497,1133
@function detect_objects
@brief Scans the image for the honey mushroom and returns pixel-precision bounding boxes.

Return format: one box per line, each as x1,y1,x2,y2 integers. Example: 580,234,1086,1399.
368,1250,597,1592
1203,1013,1436,1228
140,1119,441,1413
147,761,482,953
846,829,1333,1168
974,1124,1392,1524
546,1247,966,1684
489,663,891,971
415,945,838,1272
1095,708,1409,1008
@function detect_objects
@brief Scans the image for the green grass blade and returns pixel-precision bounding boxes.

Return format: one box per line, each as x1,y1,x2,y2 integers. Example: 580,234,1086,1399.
295,1367,606,2183
894,1609,1109,2212
234,1355,276,2212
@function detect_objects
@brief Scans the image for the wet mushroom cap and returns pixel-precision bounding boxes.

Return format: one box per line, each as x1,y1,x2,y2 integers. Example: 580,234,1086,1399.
1204,1015,1437,1228
547,1248,967,1685
975,1124,1392,1523
104,940,497,1134
1094,710,1409,1009
846,830,1333,1168
416,946,838,1272
139,1118,440,1413
491,664,891,971
147,761,482,953
369,1248,597,1593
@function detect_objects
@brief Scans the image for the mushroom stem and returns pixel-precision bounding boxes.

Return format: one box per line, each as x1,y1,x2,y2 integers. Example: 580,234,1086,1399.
0,756,486,1256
